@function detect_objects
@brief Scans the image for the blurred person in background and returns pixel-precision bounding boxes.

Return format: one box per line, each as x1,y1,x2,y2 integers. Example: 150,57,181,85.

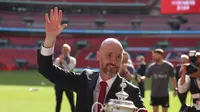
119,51,135,82
135,55,147,98
176,54,189,112
140,48,177,112
54,43,76,112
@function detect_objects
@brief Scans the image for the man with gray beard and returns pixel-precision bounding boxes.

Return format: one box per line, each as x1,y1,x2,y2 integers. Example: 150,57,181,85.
37,7,145,112
140,48,177,112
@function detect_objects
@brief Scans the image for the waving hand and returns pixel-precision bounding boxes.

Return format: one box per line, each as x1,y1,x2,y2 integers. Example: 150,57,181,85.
44,7,67,48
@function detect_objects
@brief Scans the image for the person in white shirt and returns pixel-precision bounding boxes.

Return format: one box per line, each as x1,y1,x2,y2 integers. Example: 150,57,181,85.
54,43,76,112
176,54,189,112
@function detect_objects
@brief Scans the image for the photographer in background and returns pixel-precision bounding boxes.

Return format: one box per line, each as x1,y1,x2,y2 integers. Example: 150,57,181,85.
176,54,189,112
189,50,200,78
178,51,200,112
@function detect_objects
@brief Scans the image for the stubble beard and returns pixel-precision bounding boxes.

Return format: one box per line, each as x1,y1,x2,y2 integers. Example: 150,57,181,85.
102,64,118,78
104,69,116,77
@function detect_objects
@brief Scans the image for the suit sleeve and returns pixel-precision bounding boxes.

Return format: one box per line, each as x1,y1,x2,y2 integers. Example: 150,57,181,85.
130,86,145,108
134,88,145,108
37,47,83,92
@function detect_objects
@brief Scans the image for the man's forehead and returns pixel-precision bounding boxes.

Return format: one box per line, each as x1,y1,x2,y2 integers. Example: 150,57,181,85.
100,38,123,49
101,44,123,53
105,51,122,54
102,38,121,44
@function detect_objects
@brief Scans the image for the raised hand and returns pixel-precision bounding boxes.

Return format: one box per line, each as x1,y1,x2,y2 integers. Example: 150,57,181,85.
44,7,67,48
59,54,65,64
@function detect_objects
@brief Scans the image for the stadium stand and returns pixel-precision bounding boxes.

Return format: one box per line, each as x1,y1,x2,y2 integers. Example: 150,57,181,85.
9,0,148,3
0,0,199,70
1,11,200,30
0,34,199,70
101,0,148,3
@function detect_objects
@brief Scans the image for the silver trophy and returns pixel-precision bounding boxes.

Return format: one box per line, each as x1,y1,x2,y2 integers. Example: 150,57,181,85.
91,78,147,112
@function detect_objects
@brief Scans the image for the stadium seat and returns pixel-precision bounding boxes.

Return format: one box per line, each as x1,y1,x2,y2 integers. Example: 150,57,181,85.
0,39,11,48
67,0,98,2
76,40,89,50
0,11,200,30
101,0,147,3
76,48,98,68
0,48,37,68
155,40,170,50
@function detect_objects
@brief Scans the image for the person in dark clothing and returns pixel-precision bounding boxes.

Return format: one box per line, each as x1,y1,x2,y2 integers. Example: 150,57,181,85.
55,85,75,112
136,55,147,98
140,48,177,112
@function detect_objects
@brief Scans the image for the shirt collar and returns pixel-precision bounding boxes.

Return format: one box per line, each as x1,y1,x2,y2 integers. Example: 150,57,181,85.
98,74,117,89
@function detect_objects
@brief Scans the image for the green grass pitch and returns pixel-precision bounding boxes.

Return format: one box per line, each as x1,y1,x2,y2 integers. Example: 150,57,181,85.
0,70,192,112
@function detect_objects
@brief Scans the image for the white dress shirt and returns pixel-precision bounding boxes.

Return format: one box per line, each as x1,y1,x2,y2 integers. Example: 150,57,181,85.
93,74,117,112
40,45,54,56
93,74,117,103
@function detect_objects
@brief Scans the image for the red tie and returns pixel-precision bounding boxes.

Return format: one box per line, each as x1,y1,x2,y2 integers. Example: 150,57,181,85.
98,81,107,112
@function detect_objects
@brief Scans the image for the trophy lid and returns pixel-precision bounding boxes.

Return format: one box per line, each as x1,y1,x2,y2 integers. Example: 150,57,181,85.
116,78,129,100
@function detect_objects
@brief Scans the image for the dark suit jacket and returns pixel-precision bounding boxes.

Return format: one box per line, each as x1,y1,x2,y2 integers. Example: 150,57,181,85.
37,50,145,112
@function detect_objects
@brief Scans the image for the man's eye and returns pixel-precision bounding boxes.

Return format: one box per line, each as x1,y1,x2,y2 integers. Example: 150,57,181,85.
108,54,111,57
117,56,121,59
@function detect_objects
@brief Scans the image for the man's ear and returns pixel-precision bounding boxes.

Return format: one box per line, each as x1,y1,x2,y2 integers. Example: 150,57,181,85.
96,51,100,61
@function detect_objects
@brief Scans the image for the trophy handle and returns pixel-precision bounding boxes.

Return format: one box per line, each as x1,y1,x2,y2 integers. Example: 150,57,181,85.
136,108,148,112
91,102,104,112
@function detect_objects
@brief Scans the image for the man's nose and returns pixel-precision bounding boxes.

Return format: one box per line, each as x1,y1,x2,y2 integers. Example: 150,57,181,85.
110,56,117,64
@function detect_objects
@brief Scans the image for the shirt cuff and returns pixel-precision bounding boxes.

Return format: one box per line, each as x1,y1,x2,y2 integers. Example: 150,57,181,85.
40,44,54,56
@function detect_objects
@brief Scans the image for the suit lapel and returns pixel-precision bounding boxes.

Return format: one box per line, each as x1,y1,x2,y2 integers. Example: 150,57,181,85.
105,74,122,103
87,72,99,109
88,72,98,91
